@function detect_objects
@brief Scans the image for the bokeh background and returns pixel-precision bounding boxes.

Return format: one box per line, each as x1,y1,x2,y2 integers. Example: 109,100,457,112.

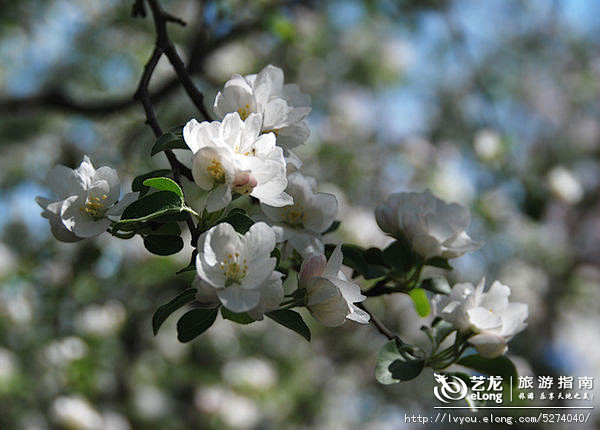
1,0,599,428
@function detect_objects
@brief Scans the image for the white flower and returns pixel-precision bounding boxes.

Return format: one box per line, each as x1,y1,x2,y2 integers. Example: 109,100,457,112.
260,173,338,258
432,279,528,358
193,271,283,320
195,222,283,314
36,156,137,241
214,64,311,152
298,245,370,327
375,190,482,260
184,113,292,212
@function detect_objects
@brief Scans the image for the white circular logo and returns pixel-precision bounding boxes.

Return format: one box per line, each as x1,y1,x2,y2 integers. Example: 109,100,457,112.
433,373,468,403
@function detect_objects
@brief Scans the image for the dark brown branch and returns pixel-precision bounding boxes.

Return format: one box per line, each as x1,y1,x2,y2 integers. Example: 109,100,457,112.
357,303,401,342
146,0,212,121
0,15,263,117
133,0,206,245
134,46,164,137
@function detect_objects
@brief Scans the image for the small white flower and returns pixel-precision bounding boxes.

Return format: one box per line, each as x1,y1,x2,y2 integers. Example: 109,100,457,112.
432,279,528,358
184,113,292,212
192,271,283,320
261,173,338,258
214,64,311,152
298,245,370,327
375,190,482,260
196,222,283,314
36,156,137,241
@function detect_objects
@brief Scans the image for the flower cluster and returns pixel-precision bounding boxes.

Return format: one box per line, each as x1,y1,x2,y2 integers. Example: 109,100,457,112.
36,156,137,242
38,64,528,386
432,279,528,358
375,190,482,260
179,65,364,326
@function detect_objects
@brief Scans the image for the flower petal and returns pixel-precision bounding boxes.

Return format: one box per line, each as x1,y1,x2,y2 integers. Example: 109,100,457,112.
217,286,261,313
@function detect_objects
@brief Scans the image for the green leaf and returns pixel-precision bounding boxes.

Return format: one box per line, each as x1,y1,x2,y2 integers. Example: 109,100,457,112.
151,212,190,223
221,307,254,325
177,308,219,342
389,358,425,381
271,247,281,267
426,256,453,270
167,124,185,137
143,235,184,256
376,341,422,384
146,222,181,236
266,309,311,341
363,247,386,266
458,354,518,383
339,244,369,276
322,220,341,235
152,288,197,335
151,131,188,156
408,288,430,317
176,250,197,275
431,318,456,348
375,341,403,384
119,191,184,223
220,212,255,234
143,177,183,199
132,169,172,197
324,244,388,279
421,276,452,295
383,240,419,273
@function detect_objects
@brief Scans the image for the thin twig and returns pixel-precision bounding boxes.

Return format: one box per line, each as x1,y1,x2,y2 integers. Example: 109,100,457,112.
133,12,198,243
0,12,263,117
357,302,401,342
145,0,212,120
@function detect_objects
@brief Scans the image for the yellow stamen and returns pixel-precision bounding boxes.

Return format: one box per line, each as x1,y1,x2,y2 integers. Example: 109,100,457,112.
237,104,252,121
206,159,226,184
282,205,306,227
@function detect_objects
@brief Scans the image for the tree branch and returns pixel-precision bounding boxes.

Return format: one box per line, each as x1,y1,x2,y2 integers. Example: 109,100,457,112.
132,8,199,243
0,11,263,117
357,303,402,342
145,0,212,121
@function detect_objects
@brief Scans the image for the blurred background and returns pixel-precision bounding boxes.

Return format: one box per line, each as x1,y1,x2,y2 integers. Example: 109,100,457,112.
1,0,599,428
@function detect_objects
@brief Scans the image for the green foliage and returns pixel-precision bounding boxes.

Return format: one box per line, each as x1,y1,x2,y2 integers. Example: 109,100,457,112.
143,234,184,256
220,210,255,234
388,358,425,381
119,190,184,223
408,288,430,317
177,308,219,342
143,177,184,198
325,244,388,279
221,307,254,324
382,240,420,274
420,277,452,295
430,318,456,349
152,288,198,335
458,354,518,384
266,309,311,341
425,257,453,270
132,169,173,197
271,247,281,267
375,340,423,384
322,220,341,235
151,130,188,156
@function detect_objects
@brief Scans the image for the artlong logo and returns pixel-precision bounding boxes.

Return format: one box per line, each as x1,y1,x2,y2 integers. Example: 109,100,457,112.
434,373,468,403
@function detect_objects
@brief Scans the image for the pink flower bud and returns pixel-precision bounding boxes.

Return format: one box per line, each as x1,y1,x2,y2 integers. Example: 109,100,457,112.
232,172,258,195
